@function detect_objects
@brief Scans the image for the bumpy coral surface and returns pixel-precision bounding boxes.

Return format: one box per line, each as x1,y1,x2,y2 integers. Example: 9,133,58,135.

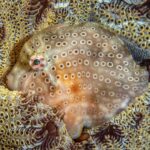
0,86,73,149
7,22,149,139
0,0,150,149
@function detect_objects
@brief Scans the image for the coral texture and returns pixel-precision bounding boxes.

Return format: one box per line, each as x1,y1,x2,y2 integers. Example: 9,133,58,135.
0,0,150,149
0,86,73,149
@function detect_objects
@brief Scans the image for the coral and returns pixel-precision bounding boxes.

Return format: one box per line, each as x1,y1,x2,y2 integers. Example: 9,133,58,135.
94,0,150,50
0,0,149,149
0,86,73,149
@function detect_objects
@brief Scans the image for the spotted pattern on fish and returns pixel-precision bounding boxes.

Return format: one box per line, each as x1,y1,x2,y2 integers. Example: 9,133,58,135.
7,22,149,139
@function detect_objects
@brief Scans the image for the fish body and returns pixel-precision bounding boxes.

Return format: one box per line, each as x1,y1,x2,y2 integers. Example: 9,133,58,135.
7,22,149,139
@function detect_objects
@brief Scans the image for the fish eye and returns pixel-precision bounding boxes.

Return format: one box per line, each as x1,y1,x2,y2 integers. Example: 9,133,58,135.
33,59,40,65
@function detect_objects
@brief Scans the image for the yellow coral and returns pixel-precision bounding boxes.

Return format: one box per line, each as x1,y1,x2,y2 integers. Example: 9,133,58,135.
0,86,73,149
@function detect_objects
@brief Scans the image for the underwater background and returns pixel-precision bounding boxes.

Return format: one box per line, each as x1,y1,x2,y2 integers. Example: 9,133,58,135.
0,0,150,149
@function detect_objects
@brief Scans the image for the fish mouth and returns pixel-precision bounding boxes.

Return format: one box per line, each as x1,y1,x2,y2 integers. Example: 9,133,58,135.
6,73,19,90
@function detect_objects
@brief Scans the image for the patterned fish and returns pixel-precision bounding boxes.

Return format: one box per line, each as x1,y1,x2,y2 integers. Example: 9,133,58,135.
7,22,149,139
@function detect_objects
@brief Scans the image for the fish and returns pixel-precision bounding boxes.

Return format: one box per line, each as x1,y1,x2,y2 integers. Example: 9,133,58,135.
6,22,149,139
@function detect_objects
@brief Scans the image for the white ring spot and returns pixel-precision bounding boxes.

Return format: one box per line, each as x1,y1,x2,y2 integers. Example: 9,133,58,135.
62,41,68,46
59,35,65,39
80,32,87,36
93,74,98,79
98,52,104,57
102,43,108,47
80,49,85,54
128,77,134,81
72,32,78,37
105,78,111,83
86,72,91,78
61,52,67,57
59,64,65,69
65,32,70,37
84,59,89,66
66,61,71,67
123,84,129,90
56,42,61,47
99,75,104,81
80,40,86,45
101,35,107,39
51,35,57,39
107,62,113,67
64,74,68,80
110,71,116,76
93,33,99,38
123,61,129,65
71,40,77,45
108,53,114,58
93,61,99,67
72,60,78,67
73,49,79,55
116,65,123,70
96,43,101,48
86,50,92,56
115,81,121,87
71,73,75,79
116,53,123,59
87,40,93,45
100,61,106,66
